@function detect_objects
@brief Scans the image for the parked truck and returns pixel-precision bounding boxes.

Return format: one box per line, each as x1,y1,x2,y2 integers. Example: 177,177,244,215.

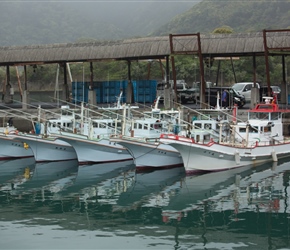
156,80,197,104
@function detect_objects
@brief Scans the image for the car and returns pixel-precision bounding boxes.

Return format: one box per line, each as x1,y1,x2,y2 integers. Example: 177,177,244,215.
259,85,281,101
156,80,196,104
232,82,260,103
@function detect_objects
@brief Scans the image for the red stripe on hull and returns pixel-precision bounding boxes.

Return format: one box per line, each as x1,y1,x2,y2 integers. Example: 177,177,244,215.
78,157,133,166
136,163,184,173
0,156,34,160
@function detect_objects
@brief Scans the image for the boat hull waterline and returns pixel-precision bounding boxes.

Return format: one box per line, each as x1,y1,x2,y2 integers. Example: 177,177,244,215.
56,135,133,165
14,135,77,162
161,136,290,173
113,137,184,170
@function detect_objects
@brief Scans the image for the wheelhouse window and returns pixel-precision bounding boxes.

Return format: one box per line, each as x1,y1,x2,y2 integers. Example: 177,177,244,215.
193,123,202,129
61,109,74,116
92,122,99,128
270,112,280,120
239,127,246,133
249,126,258,133
263,126,272,132
204,123,212,129
249,112,270,120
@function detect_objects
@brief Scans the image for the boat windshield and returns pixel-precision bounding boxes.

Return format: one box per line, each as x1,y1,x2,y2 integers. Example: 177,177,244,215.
249,112,269,120
249,112,280,120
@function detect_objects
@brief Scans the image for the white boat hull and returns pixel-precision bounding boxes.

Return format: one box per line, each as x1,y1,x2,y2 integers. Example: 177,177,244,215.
56,135,133,164
14,135,77,162
112,137,184,170
0,135,34,159
161,137,290,173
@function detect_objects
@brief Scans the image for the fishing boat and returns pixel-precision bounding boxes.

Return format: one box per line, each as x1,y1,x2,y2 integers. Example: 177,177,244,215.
160,97,290,173
13,134,78,162
111,96,234,171
9,104,90,162
109,96,185,170
55,132,133,164
53,96,138,164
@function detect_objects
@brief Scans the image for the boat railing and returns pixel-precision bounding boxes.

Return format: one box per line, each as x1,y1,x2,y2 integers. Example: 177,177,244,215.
110,134,160,144
219,137,288,148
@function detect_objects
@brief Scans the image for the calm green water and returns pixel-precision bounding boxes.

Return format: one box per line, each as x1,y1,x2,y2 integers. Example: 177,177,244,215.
1,158,290,250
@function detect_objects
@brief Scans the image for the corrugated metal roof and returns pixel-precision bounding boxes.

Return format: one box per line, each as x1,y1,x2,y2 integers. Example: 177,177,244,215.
0,31,289,66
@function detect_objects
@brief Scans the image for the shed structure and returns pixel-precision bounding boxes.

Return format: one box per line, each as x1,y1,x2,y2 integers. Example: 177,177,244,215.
0,30,289,108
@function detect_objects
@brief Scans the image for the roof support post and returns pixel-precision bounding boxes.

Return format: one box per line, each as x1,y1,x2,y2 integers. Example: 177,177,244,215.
89,62,93,90
215,60,221,86
263,30,271,94
171,55,177,108
4,66,13,104
197,33,206,109
281,55,288,104
126,60,133,104
62,62,69,103
164,55,171,109
159,59,164,80
6,65,10,87
251,54,259,108
230,57,237,83
263,29,290,104
22,65,29,110
252,54,257,87
88,62,96,106
169,33,205,108
24,65,27,91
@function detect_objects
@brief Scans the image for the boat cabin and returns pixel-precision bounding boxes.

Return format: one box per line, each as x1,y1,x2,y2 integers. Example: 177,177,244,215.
46,105,81,134
126,118,168,138
233,98,287,145
187,109,231,143
82,118,122,138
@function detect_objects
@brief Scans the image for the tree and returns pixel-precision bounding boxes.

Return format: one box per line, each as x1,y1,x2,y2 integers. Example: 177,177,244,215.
212,26,234,34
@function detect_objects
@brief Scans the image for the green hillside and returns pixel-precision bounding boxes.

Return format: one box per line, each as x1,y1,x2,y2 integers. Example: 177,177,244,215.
0,1,195,46
152,0,290,35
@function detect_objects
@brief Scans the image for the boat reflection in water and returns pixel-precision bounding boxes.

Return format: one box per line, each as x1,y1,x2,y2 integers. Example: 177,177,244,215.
0,157,35,190
1,158,290,249
157,158,290,248
114,167,186,211
56,160,136,202
11,160,79,193
162,158,290,218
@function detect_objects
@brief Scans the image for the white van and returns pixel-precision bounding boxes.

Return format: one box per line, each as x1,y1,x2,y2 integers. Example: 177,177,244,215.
232,82,260,102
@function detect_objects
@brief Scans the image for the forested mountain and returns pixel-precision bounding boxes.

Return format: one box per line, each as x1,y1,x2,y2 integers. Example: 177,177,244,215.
1,0,289,47
152,0,290,35
0,0,196,46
